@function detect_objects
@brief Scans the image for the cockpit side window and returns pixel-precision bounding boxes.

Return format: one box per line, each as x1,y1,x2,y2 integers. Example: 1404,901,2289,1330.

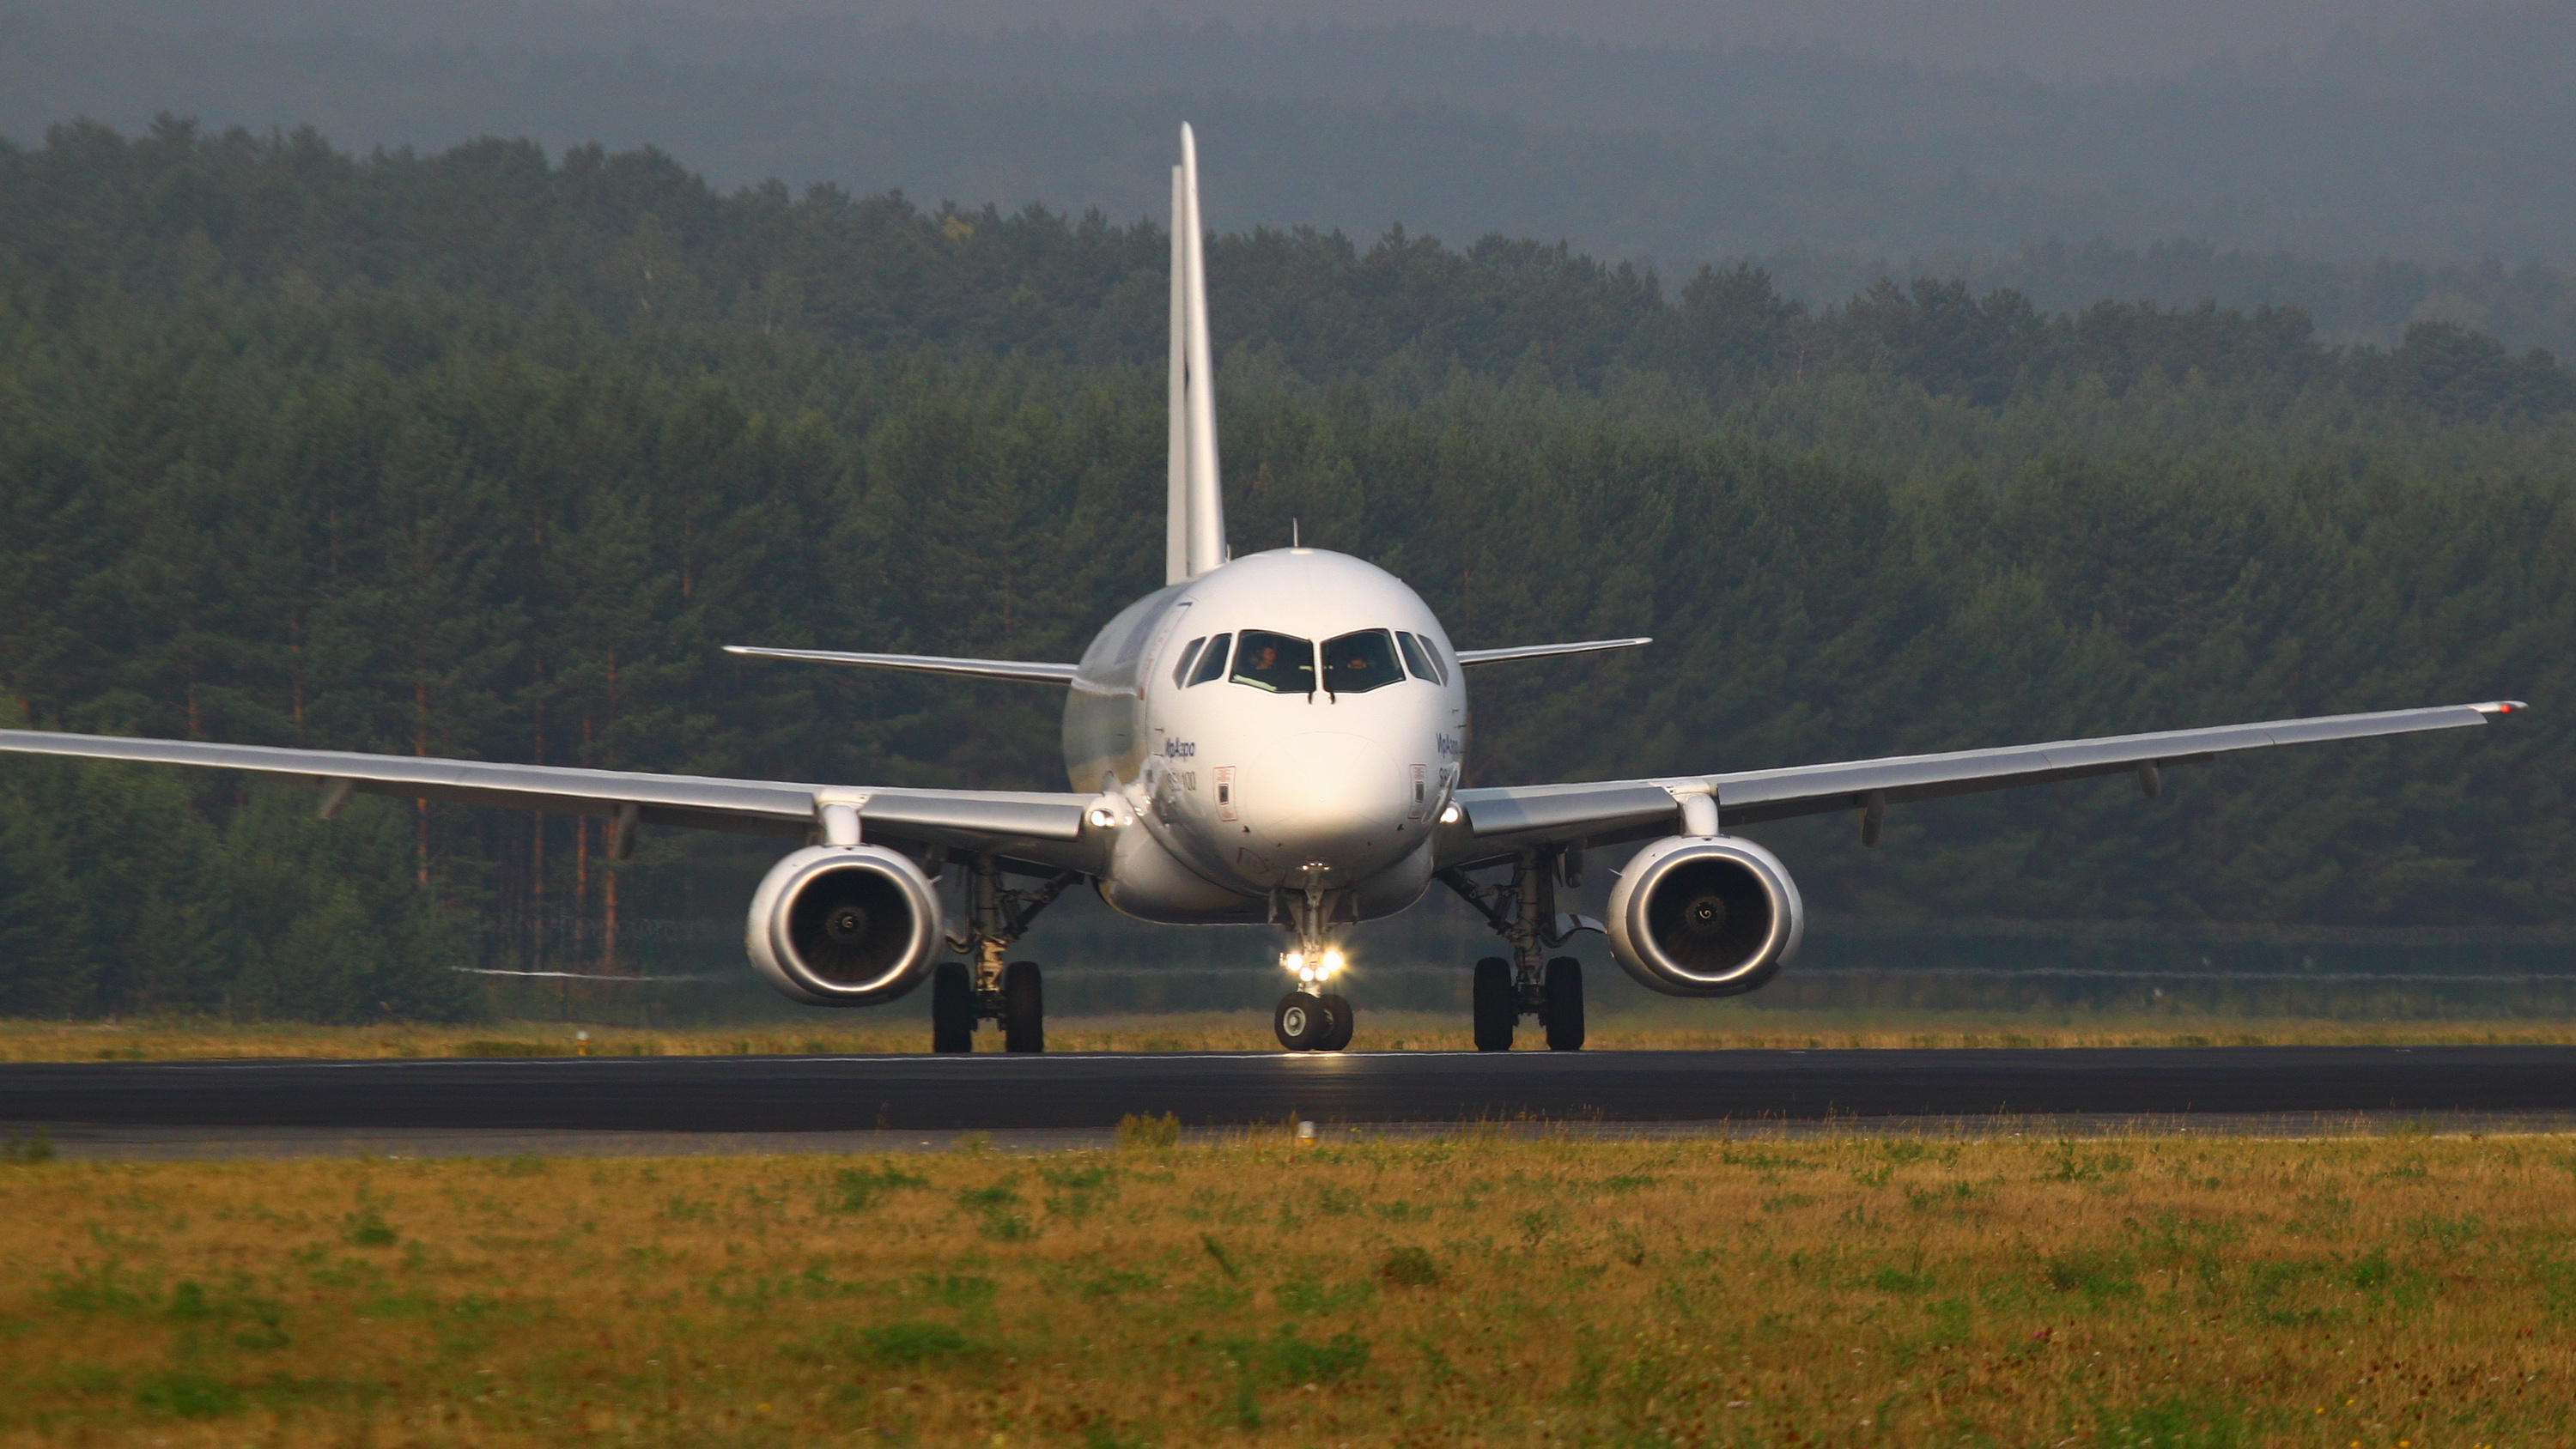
1171,636,1208,688
1322,629,1403,694
1188,633,1232,686
1230,630,1315,694
1395,631,1440,684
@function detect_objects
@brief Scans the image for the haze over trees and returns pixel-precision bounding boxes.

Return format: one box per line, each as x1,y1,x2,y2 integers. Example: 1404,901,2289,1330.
0,122,2567,1020
4,0,2576,355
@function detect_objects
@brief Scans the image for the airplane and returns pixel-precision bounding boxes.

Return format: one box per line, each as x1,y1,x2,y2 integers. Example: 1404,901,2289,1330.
0,126,2528,1055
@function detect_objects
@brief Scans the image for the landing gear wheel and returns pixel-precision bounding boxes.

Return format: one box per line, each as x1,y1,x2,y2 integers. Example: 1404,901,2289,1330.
1316,993,1355,1052
931,962,975,1053
1002,960,1045,1053
1274,991,1328,1051
1542,956,1585,1052
1471,957,1516,1052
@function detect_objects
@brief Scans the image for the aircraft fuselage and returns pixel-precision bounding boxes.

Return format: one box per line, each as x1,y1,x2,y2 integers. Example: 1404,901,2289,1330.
1066,548,1465,925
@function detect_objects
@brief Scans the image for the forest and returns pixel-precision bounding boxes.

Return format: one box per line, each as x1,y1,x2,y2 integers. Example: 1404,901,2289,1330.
0,121,2570,1020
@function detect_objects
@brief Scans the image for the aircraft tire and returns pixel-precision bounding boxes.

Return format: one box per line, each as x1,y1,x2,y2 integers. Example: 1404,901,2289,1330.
931,962,975,1053
1471,957,1515,1052
1273,991,1327,1051
1003,961,1045,1053
1317,993,1355,1052
1542,956,1585,1052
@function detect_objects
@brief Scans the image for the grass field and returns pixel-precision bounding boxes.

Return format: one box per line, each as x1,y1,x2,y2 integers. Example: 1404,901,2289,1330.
0,1127,2569,1446
12,1011,2576,1062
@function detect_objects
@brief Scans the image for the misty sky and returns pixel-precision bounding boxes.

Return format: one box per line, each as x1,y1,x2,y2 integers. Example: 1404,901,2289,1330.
719,0,2544,79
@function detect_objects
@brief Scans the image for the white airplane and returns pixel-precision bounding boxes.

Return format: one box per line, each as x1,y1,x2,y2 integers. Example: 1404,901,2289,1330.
0,128,2527,1055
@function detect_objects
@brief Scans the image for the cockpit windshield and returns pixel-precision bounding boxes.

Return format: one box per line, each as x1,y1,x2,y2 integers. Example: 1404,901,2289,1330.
1188,633,1232,686
1230,630,1315,693
1322,629,1403,694
1394,631,1441,684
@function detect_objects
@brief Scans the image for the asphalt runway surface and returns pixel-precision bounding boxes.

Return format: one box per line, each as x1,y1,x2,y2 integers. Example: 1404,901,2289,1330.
7,1046,2576,1136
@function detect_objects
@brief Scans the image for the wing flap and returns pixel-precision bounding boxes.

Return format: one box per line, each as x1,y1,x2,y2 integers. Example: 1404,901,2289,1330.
1447,701,2523,850
1453,781,1677,838
1711,703,2508,813
0,730,1091,847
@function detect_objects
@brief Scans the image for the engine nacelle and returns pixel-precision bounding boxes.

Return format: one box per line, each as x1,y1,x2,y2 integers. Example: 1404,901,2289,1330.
744,846,943,1007
1603,834,1805,997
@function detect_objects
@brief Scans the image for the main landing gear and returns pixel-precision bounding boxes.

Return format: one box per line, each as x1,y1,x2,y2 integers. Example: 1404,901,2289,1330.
1443,847,1593,1052
1273,876,1358,1052
930,854,1078,1054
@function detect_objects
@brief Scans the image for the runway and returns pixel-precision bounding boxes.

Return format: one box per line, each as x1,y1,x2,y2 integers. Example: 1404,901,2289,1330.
6,1046,2576,1136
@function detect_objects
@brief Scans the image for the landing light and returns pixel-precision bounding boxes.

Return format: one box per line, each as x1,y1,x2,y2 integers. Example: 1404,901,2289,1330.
1438,803,1462,825
1086,804,1119,828
1285,949,1347,982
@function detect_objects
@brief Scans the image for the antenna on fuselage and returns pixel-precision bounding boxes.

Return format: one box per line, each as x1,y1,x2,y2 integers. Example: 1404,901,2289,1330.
1165,123,1229,586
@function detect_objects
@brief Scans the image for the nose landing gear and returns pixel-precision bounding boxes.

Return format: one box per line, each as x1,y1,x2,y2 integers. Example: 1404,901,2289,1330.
1273,990,1355,1052
1273,878,1358,1052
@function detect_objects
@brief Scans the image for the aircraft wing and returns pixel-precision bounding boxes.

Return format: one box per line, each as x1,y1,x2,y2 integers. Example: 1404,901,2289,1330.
0,730,1095,865
1444,700,2526,859
1454,638,1651,667
723,646,1078,684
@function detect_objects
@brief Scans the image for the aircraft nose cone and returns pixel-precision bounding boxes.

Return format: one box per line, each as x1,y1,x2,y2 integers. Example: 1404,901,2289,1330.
1241,731,1411,869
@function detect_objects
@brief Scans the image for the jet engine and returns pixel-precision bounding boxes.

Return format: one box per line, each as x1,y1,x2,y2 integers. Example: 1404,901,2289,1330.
1603,834,1804,996
745,846,943,1006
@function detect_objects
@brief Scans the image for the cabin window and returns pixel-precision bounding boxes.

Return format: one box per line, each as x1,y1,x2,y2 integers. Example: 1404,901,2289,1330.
1322,629,1403,694
1230,630,1315,694
1395,631,1441,683
1171,636,1207,688
1188,633,1232,686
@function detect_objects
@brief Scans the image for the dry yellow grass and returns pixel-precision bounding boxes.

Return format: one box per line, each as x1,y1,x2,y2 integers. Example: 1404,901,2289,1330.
11,1012,2576,1062
1,1130,2570,1446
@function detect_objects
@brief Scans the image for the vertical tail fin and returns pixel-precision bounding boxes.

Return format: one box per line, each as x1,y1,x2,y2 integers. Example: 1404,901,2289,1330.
1165,123,1228,585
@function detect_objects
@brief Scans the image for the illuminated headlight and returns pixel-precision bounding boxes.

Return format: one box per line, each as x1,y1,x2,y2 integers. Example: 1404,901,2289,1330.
1438,803,1462,825
1282,950,1304,973
1321,949,1345,977
1085,804,1119,828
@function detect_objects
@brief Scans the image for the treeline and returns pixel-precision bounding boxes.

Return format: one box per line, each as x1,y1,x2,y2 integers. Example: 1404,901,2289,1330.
1820,239,2576,370
0,124,2570,1020
8,121,2573,425
9,0,2576,312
